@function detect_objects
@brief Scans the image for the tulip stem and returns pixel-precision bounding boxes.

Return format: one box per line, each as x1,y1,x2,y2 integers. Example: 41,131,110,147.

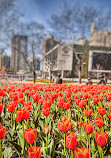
61,107,63,119
11,113,13,137
34,141,36,147
0,139,2,158
88,135,90,157
64,132,66,154
22,121,24,150
71,150,73,158
101,147,103,158
46,134,48,153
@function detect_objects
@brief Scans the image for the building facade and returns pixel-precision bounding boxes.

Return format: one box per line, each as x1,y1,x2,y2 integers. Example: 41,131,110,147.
0,50,10,70
11,35,28,72
43,25,111,79
43,36,86,78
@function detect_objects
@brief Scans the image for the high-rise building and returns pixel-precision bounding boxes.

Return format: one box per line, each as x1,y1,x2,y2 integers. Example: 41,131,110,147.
0,50,10,70
11,35,28,72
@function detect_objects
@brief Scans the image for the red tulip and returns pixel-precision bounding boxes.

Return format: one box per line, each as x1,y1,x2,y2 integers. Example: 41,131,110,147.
75,99,80,105
42,107,50,116
57,117,72,132
28,146,41,158
0,104,3,113
108,112,111,119
44,126,49,134
84,122,93,134
64,102,71,109
93,98,99,104
77,121,84,126
98,107,106,115
0,123,6,139
84,109,92,117
66,133,77,150
24,128,37,144
95,131,108,147
74,147,90,158
7,104,15,113
95,118,104,127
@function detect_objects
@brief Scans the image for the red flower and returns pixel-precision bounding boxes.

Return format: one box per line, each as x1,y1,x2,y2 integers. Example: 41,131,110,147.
24,128,37,144
107,94,111,101
84,109,92,117
93,98,99,104
0,123,6,139
28,146,41,158
43,99,52,108
74,147,90,158
66,92,71,98
58,101,64,108
64,102,71,109
98,107,106,115
84,122,93,134
77,121,84,126
57,117,72,132
95,118,104,127
108,112,111,119
95,131,108,147
79,102,84,108
0,104,3,113
33,94,41,102
44,126,49,134
7,104,15,113
16,109,30,121
66,133,77,150
42,107,50,116
15,116,22,122
75,99,80,105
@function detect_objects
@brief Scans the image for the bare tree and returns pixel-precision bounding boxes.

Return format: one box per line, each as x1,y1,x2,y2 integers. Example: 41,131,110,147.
0,0,22,49
48,2,111,83
19,22,47,83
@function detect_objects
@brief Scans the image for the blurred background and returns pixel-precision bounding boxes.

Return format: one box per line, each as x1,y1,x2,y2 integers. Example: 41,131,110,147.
1,0,111,83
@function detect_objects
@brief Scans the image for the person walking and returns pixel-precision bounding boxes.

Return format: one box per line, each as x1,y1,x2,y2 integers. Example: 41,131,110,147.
54,73,62,84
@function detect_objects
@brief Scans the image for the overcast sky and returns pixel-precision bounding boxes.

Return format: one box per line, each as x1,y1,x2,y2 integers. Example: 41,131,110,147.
17,0,111,26
5,0,111,55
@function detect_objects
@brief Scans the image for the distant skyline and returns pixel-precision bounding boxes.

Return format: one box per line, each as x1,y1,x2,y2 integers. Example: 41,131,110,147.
6,0,111,55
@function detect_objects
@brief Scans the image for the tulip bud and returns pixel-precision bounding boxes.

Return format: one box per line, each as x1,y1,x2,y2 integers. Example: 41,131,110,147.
52,129,55,136
44,126,49,134
21,149,24,155
68,117,71,122
52,114,55,120
62,116,65,121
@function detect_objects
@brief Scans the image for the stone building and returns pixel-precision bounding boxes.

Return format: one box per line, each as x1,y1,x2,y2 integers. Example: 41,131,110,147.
43,24,111,79
89,24,111,47
88,24,111,79
11,35,28,72
43,36,87,79
43,35,60,73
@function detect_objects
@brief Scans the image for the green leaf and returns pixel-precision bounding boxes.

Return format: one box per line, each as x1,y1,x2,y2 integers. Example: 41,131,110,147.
17,129,24,149
41,142,47,158
9,141,22,153
3,147,12,158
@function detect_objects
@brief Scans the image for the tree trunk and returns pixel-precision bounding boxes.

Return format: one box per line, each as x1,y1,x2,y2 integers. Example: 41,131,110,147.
33,71,36,83
79,63,82,84
49,66,51,83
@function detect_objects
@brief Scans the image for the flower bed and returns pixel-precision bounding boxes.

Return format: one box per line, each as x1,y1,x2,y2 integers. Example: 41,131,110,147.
0,81,111,158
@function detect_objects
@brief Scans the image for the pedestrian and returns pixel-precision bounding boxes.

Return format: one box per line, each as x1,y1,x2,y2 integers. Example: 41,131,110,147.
97,75,106,85
54,73,62,84
86,78,93,85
